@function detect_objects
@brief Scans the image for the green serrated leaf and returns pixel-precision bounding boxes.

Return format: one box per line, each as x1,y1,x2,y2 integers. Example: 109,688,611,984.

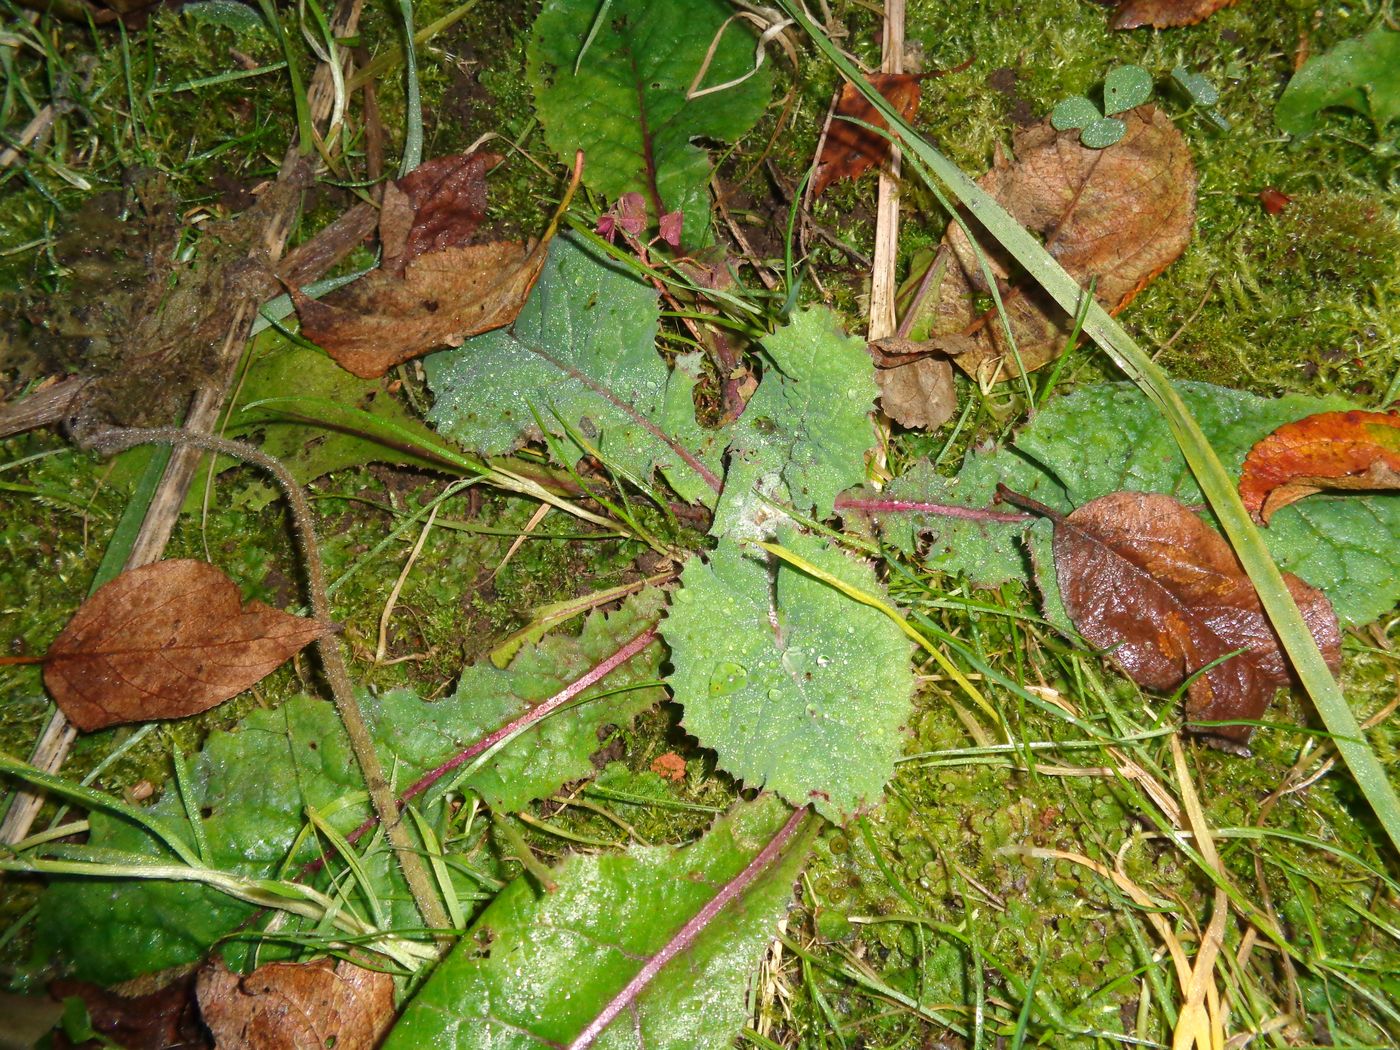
1276,25,1400,137
426,235,721,507
1079,117,1127,148
883,383,1400,627
712,306,877,539
663,531,913,822
1103,65,1152,116
527,0,771,247
1050,96,1100,131
385,796,813,1049
33,592,667,984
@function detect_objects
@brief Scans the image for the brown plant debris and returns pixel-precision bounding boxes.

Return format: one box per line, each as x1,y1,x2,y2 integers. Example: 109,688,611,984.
1110,0,1238,30
49,971,210,1050
43,559,328,732
928,106,1196,385
292,150,572,379
812,73,924,199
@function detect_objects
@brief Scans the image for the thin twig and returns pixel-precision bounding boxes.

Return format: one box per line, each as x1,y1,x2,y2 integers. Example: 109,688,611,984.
80,424,450,934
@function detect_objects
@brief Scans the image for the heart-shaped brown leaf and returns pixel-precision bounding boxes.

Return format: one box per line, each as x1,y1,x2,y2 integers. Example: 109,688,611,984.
919,106,1195,387
197,958,393,1050
1239,409,1400,523
1035,490,1340,748
812,73,924,199
1111,0,1238,30
43,559,328,732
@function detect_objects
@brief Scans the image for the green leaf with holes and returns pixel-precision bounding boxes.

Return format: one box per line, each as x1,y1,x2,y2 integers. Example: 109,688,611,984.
1103,65,1152,115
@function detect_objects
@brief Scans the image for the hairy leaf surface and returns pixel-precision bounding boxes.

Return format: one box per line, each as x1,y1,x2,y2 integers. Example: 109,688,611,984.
663,532,912,821
712,307,878,539
427,235,721,506
34,592,666,983
385,797,813,1050
527,0,771,246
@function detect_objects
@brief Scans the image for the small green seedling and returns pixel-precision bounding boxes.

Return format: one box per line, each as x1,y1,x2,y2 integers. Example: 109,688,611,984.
1051,64,1152,148
1171,65,1231,131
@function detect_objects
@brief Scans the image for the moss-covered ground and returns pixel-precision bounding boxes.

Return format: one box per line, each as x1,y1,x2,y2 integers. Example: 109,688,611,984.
1,0,1397,1045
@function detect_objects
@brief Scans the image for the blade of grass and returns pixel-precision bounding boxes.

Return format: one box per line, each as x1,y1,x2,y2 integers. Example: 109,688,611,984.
775,0,1400,856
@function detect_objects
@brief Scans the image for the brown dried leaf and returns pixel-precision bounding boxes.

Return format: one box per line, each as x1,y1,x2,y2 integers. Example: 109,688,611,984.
43,560,328,732
1239,409,1400,523
929,106,1195,384
812,73,923,199
1046,491,1339,749
292,238,550,379
871,336,967,430
293,149,569,380
50,972,209,1050
1111,0,1238,30
197,958,393,1050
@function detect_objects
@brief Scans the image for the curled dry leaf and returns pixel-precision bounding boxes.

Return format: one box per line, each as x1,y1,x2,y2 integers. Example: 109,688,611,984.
379,151,495,271
1110,0,1238,29
293,149,570,380
43,559,327,732
870,331,971,430
924,106,1195,386
812,73,924,199
1027,489,1340,749
1239,409,1400,524
197,958,393,1050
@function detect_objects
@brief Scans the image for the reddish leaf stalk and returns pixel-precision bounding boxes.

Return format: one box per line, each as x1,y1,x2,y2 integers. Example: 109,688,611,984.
319,624,661,865
835,494,1030,524
527,343,723,493
627,50,669,233
565,804,812,1050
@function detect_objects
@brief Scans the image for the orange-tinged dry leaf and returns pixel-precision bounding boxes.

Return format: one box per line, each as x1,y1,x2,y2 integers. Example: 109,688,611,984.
293,148,576,380
925,106,1196,385
1239,409,1400,524
43,559,327,732
812,73,923,199
197,958,393,1050
1039,490,1339,749
1111,0,1238,29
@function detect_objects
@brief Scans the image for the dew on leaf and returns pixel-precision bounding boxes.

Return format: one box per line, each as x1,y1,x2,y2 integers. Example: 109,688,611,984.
709,662,749,696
